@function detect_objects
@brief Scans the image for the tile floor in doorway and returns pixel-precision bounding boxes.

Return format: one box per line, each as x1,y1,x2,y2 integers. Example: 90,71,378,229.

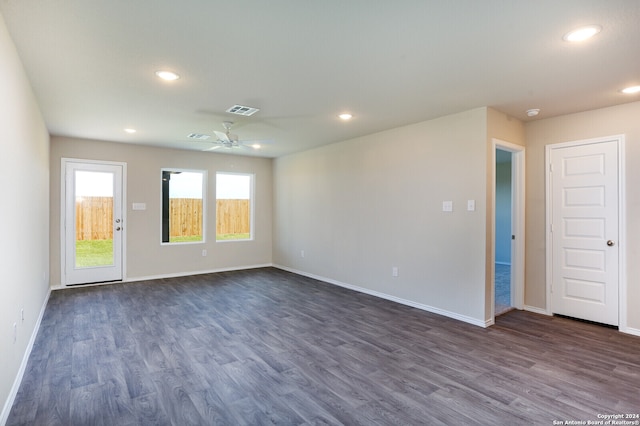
495,263,512,316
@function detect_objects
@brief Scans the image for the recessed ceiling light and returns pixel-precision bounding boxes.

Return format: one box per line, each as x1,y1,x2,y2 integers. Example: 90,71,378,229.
338,113,353,120
155,70,180,81
621,85,640,94
526,108,540,117
124,128,136,134
251,144,262,149
563,25,602,42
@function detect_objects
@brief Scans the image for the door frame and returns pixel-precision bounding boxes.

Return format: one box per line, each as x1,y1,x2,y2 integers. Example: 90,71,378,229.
491,139,525,321
545,135,626,329
60,158,127,286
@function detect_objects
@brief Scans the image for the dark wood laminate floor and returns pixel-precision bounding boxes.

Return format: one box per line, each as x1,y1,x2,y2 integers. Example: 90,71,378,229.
8,268,640,425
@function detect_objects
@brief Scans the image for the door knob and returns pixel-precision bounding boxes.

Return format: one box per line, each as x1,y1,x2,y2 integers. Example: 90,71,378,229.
607,240,615,246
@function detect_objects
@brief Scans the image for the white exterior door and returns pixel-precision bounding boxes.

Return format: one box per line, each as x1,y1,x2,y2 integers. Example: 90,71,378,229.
549,139,619,326
63,159,125,285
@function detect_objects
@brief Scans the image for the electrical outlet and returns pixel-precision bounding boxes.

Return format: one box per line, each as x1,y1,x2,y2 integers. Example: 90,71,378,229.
392,266,399,277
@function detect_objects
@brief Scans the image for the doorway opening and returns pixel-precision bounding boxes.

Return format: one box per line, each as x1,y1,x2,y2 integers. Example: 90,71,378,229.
492,139,525,321
495,149,513,315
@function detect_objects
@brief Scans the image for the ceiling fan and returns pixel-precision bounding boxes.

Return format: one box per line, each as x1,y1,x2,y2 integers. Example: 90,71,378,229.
203,121,261,151
188,121,268,152
212,121,240,149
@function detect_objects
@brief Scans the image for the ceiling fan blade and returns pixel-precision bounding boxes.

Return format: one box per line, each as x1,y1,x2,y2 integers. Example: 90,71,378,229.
213,130,230,142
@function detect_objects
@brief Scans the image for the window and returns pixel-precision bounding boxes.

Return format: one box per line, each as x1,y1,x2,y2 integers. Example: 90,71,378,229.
216,172,253,241
161,169,206,243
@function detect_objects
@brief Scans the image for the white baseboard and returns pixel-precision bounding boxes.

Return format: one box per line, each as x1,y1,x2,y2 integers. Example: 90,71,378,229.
523,305,640,337
619,326,640,337
524,305,640,336
274,264,489,328
1,287,51,426
124,263,273,284
524,305,551,316
51,263,274,290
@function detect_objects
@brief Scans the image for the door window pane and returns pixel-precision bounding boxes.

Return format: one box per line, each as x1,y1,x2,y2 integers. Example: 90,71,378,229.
75,171,114,267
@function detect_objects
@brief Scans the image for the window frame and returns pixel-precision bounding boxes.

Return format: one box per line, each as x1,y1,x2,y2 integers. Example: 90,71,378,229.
215,171,255,243
160,168,207,245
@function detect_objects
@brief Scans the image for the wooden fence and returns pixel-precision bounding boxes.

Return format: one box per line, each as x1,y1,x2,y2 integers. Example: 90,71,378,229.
76,197,113,240
169,198,203,238
216,199,250,235
75,197,250,240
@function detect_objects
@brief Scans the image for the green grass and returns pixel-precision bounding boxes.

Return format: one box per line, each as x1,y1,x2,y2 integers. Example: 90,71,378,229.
76,234,248,268
216,233,251,241
75,239,113,267
169,235,203,243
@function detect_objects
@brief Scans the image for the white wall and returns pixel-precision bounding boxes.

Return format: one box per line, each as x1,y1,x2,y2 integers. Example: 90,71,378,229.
50,137,273,284
274,108,490,325
524,101,640,333
0,12,50,423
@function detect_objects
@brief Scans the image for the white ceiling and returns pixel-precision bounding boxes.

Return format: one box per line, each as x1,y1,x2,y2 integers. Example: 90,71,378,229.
1,1,639,158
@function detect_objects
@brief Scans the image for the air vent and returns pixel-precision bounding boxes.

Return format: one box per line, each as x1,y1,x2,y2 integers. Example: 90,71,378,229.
226,104,260,116
188,133,211,140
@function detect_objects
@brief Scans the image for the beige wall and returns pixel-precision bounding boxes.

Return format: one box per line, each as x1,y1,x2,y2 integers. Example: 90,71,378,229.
50,137,273,285
274,108,491,325
524,101,640,332
487,107,526,146
0,12,50,422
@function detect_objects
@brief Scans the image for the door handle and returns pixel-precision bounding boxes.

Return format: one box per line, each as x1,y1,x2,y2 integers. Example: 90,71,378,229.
607,240,615,246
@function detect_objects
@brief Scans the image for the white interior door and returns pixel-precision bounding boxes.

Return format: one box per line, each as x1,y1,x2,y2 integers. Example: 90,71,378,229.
549,140,619,325
63,160,124,285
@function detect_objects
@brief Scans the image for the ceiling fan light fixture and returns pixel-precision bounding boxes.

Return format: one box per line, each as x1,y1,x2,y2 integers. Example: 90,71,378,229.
155,70,180,81
562,25,601,42
621,85,640,94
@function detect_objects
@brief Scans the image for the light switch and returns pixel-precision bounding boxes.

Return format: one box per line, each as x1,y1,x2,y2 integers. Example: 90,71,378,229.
442,201,453,212
467,200,476,211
